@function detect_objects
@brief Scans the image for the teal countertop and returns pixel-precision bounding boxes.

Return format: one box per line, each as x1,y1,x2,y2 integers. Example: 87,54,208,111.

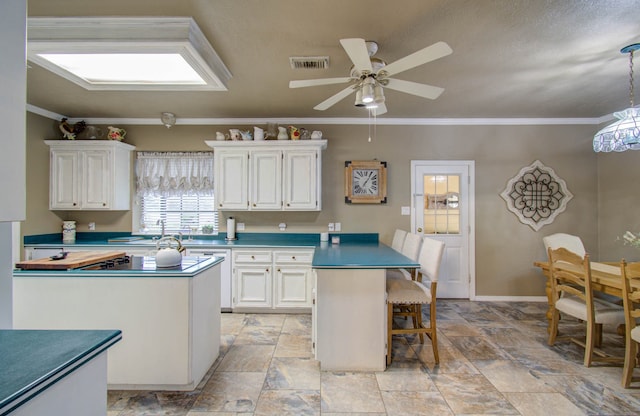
312,242,419,269
23,233,417,269
14,256,224,278
0,329,121,415
23,232,376,249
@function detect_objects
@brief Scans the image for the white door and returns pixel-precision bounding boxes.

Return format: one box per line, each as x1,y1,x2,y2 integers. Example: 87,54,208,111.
411,161,475,299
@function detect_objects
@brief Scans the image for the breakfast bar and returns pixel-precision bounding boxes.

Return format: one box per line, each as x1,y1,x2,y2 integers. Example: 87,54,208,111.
312,242,419,371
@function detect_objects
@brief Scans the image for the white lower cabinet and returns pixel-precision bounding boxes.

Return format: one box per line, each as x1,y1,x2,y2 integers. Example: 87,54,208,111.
232,248,313,311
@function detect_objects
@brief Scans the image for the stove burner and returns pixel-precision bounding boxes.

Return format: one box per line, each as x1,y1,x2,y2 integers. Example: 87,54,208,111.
94,255,131,269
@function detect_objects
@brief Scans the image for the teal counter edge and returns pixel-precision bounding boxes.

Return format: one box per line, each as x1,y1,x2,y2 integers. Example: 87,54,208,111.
0,329,122,415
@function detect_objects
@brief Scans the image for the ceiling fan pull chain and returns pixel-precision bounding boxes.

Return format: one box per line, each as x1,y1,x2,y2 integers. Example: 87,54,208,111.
629,49,635,107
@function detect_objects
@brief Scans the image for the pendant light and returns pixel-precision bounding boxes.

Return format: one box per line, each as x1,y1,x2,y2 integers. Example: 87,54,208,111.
593,43,640,152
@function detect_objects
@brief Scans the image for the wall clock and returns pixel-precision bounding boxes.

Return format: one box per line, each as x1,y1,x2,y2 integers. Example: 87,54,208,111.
345,160,387,204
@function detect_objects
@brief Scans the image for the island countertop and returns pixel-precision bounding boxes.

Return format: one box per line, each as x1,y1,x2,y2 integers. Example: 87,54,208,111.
13,256,224,278
0,329,122,415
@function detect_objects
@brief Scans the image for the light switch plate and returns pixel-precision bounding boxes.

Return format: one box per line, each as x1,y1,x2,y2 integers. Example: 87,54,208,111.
335,222,341,231
237,222,245,231
328,223,335,231
401,206,411,216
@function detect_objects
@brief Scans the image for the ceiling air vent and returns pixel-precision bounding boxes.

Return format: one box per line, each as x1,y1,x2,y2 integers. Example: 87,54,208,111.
289,56,330,70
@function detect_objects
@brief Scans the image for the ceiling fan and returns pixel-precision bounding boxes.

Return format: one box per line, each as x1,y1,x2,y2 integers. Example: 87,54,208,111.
289,38,452,115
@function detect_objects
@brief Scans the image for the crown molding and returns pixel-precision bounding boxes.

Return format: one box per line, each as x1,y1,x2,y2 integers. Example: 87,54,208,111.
26,104,611,127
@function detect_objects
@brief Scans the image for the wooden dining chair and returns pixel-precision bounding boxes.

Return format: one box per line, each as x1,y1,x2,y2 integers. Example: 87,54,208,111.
387,232,422,281
547,247,625,367
621,260,640,387
386,236,445,365
543,233,586,257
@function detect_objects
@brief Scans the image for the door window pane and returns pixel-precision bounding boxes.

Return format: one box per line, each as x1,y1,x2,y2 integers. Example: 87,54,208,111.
423,175,460,234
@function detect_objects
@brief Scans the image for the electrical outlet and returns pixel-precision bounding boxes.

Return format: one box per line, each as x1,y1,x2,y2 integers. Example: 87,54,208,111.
328,223,335,231
88,222,96,231
237,222,245,231
335,222,341,231
401,206,411,216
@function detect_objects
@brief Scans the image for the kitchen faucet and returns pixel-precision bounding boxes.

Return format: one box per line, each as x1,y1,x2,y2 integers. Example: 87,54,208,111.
156,219,165,237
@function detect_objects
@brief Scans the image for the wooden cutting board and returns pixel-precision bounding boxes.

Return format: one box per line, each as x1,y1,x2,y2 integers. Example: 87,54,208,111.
15,251,127,270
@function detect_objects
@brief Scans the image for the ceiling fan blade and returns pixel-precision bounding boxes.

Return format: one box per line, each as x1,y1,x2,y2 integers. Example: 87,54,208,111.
289,77,352,88
384,78,444,100
313,85,356,111
381,41,452,77
340,38,373,74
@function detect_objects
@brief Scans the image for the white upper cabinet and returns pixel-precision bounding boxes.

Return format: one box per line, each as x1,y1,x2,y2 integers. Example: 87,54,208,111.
206,140,327,211
45,140,135,210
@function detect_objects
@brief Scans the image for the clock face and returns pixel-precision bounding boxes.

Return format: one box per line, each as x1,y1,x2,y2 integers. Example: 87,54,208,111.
352,169,379,195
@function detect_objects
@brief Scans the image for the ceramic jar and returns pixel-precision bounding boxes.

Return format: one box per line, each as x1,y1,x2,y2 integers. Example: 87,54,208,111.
62,220,76,243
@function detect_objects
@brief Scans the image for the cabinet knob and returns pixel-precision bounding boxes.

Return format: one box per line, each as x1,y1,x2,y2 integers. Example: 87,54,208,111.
253,203,256,207
73,202,77,206
251,255,255,260
286,203,290,207
277,268,281,272
102,203,106,207
219,203,222,207
291,256,296,260
266,268,269,272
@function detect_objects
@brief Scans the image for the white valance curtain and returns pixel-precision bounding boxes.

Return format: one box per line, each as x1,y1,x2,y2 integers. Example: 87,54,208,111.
136,152,214,197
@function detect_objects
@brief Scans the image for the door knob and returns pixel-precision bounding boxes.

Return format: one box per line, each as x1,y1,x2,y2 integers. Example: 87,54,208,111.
417,227,423,232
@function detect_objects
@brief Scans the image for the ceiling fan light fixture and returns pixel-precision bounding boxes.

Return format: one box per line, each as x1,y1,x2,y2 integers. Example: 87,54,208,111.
354,88,366,107
361,77,375,103
373,84,385,104
593,43,640,152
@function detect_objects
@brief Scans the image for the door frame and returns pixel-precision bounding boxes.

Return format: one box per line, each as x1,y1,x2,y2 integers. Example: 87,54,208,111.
410,160,476,300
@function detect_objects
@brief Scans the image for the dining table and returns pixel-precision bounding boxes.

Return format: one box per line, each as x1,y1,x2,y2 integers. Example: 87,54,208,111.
534,259,628,333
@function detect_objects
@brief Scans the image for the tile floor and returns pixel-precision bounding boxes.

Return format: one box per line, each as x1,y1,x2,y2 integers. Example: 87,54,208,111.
107,300,640,415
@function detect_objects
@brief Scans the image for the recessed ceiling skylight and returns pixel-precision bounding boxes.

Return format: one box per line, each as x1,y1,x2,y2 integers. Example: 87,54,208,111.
37,53,206,85
27,17,231,91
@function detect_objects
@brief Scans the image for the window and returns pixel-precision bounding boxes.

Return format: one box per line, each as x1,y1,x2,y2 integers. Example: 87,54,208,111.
134,152,217,235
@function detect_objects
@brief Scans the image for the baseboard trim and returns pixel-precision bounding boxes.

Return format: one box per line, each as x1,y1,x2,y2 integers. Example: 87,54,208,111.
471,295,548,302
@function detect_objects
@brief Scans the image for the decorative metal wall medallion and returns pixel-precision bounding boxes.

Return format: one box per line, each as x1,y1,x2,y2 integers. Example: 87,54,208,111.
500,160,573,231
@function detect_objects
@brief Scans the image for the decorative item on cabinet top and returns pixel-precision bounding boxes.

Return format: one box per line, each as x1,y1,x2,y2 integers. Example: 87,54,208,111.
56,119,127,141
205,138,327,150
213,126,323,141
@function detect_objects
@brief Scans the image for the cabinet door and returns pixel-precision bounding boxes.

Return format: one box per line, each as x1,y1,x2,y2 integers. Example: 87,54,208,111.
251,150,282,210
234,266,272,308
283,149,318,210
82,150,111,209
274,266,312,308
215,150,249,210
50,150,79,209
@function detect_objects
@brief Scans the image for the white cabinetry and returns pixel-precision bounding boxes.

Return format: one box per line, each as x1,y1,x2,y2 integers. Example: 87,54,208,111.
231,248,313,311
45,140,135,210
206,140,326,211
232,250,272,308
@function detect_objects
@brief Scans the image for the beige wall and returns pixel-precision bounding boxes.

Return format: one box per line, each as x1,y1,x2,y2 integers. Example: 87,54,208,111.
25,112,601,296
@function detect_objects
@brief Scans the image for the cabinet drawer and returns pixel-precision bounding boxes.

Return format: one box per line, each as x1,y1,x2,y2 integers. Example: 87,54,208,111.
233,250,272,264
274,250,314,264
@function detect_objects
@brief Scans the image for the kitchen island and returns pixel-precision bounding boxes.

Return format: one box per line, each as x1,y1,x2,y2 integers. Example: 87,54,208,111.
13,256,223,391
312,242,419,371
